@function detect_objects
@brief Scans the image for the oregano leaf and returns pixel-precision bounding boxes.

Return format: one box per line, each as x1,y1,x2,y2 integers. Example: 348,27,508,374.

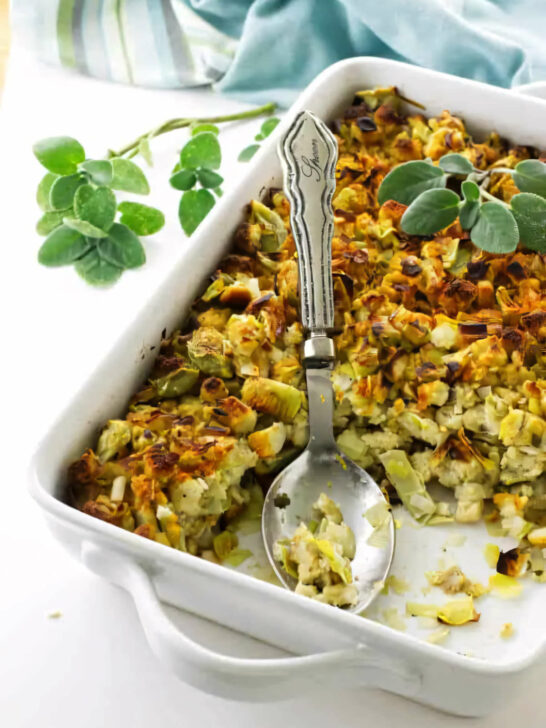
191,123,219,136
510,192,546,252
179,189,215,235
378,160,445,206
180,132,221,171
103,222,146,269
74,184,116,231
238,144,260,162
49,174,85,211
138,137,153,167
438,153,474,175
260,117,280,138
33,136,85,175
79,159,113,186
63,217,108,238
75,248,123,286
401,188,460,235
513,159,546,198
36,210,69,236
110,158,150,194
118,201,165,236
38,225,91,266
470,202,519,253
37,173,60,211
196,168,224,189
170,169,197,191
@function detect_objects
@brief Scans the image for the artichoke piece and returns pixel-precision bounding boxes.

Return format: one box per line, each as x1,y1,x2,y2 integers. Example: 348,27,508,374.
200,376,229,402
248,422,287,458
152,365,199,398
97,420,131,463
188,326,233,378
241,376,302,422
249,200,287,252
214,396,257,434
255,446,300,475
379,450,437,524
354,86,402,111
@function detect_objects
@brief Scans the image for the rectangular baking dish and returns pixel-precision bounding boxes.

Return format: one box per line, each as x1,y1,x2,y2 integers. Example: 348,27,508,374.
29,58,546,717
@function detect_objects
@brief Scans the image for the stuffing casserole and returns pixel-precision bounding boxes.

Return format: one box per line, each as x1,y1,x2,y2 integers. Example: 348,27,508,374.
68,88,546,578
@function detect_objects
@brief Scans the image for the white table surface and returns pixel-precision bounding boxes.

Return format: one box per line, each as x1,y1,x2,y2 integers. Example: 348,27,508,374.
1,43,545,728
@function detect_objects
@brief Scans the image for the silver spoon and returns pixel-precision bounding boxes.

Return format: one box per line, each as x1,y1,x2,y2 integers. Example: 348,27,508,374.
262,110,395,612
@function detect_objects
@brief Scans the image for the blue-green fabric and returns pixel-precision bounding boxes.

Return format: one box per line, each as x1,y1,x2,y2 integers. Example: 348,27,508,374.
13,0,546,106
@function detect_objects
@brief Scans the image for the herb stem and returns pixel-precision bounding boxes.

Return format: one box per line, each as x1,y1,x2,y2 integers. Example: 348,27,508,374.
479,187,510,208
108,102,277,159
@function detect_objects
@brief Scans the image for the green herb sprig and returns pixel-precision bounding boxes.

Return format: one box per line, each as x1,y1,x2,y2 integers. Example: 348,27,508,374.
238,117,281,162
34,137,164,286
377,153,546,254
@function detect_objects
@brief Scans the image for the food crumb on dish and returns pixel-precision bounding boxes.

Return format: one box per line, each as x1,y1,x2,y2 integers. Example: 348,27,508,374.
47,610,62,619
488,573,523,599
500,622,515,639
484,543,501,569
274,493,358,607
426,627,450,645
406,596,479,625
381,607,407,631
425,565,487,598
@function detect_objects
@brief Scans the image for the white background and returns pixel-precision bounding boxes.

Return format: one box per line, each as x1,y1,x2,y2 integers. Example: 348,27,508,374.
1,44,545,728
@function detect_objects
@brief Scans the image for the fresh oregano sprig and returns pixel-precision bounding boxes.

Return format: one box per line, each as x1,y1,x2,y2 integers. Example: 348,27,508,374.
169,125,223,235
377,153,546,254
34,136,164,286
238,116,281,162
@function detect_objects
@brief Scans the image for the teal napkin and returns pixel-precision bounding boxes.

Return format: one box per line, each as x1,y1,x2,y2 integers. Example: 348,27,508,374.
13,0,546,106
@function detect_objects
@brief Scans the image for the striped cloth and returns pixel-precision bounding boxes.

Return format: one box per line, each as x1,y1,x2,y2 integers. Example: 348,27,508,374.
13,0,238,88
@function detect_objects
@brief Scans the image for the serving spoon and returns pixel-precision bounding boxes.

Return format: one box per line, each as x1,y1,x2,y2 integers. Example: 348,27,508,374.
262,110,395,612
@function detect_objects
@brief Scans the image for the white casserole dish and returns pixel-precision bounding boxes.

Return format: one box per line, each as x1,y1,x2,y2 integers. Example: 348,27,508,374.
29,58,546,717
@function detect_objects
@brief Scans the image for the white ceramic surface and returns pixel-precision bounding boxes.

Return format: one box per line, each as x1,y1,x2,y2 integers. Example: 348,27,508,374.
29,57,546,717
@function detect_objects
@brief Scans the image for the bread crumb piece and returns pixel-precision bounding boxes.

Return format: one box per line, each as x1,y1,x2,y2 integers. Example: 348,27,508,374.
47,610,62,619
500,622,514,639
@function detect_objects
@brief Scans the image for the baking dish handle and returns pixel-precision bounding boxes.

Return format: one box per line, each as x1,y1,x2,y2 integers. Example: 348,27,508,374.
82,542,421,702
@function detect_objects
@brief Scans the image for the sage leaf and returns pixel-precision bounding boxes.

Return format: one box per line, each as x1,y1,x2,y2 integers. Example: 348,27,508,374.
513,159,546,198
102,222,146,268
170,169,197,191
118,201,165,236
191,123,219,136
38,224,91,266
37,173,59,211
180,132,221,171
74,184,116,231
510,192,546,252
64,216,108,238
49,174,85,211
459,200,480,230
378,161,445,206
401,188,460,235
462,179,480,202
33,136,85,175
75,248,123,286
260,117,280,138
238,144,260,162
179,189,215,235
196,168,223,189
79,159,113,186
110,158,150,194
438,153,474,175
36,210,68,236
254,133,265,141
471,202,519,254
